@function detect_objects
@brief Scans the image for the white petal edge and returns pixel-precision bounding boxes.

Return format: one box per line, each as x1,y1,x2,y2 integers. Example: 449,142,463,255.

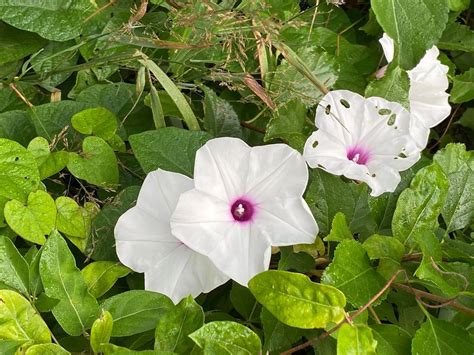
193,137,250,202
145,245,229,304
256,197,318,246
245,143,309,202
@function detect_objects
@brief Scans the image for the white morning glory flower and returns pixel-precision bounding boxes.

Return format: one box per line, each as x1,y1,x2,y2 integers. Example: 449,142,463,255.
303,90,421,197
170,138,318,286
114,169,229,304
379,34,451,148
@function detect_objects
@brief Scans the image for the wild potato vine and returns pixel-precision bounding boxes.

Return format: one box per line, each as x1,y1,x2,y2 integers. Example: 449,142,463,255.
0,0,473,354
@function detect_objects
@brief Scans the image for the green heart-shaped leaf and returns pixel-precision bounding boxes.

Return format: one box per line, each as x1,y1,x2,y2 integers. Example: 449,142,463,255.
4,190,56,245
0,138,40,202
71,107,118,141
55,196,92,239
27,137,69,180
67,136,119,188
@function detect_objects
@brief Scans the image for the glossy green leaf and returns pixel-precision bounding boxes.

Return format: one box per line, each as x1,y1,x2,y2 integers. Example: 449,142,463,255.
90,310,113,354
278,247,315,273
322,240,386,307
0,110,36,147
260,308,303,353
449,0,471,11
102,290,173,337
392,164,448,246
30,40,79,88
337,323,377,355
0,138,40,202
325,212,353,242
27,137,69,180
154,295,204,353
363,235,405,278
372,0,449,69
0,340,26,355
5,191,56,245
433,144,474,232
87,186,140,261
28,101,92,142
39,231,99,336
412,315,474,355
81,261,130,298
439,20,474,52
129,128,212,176
55,196,92,240
415,232,460,296
271,46,337,106
371,324,411,355
249,270,346,329
67,136,119,188
0,290,50,346
71,107,118,140
365,66,409,109
368,161,428,235
265,99,310,151
0,235,29,295
0,0,93,41
190,321,262,354
305,170,376,236
202,86,242,138
451,68,474,104
25,344,70,355
0,22,46,65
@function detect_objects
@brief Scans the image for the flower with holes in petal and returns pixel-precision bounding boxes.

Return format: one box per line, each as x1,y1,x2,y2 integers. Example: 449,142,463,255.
379,34,451,148
114,169,229,304
303,90,421,197
170,138,318,286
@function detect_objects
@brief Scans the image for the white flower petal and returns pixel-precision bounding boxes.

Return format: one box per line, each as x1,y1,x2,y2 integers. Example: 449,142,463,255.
245,144,309,201
304,90,420,196
304,131,348,171
379,34,451,148
206,223,272,286
136,169,193,220
315,90,369,145
115,208,176,272
145,245,229,304
170,189,234,256
257,197,318,246
379,33,395,63
115,169,228,303
193,138,250,201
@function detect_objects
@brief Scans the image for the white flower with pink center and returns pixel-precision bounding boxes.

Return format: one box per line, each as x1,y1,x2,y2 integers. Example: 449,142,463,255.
379,34,451,149
303,90,421,197
170,138,318,286
114,169,229,304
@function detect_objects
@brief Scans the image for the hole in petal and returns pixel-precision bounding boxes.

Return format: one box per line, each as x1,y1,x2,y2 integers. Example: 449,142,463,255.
398,152,407,158
340,99,350,108
378,108,391,115
230,198,255,223
312,140,318,148
325,104,331,115
387,114,396,126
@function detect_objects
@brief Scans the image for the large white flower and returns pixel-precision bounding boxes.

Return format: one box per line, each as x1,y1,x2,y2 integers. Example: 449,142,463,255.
170,138,318,286
379,34,451,148
303,90,421,197
114,169,229,304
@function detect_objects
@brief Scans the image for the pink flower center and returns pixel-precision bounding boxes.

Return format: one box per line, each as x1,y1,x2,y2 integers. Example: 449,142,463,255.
347,146,371,165
230,198,254,222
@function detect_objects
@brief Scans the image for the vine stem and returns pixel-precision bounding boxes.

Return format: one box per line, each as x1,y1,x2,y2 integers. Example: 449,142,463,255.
392,283,474,317
281,270,404,355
